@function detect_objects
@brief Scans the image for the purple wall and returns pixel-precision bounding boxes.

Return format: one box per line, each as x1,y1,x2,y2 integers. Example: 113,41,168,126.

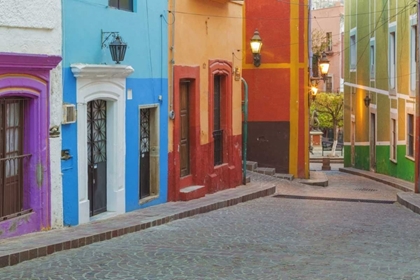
0,53,61,239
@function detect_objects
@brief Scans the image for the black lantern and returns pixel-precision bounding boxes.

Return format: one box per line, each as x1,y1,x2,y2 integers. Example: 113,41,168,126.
101,30,128,64
364,95,371,107
109,35,127,64
250,29,262,67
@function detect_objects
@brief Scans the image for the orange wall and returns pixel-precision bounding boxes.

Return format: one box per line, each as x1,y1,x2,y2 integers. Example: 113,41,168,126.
168,0,243,152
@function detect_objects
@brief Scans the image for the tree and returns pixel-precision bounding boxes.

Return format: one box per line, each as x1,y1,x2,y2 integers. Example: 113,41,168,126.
310,92,343,156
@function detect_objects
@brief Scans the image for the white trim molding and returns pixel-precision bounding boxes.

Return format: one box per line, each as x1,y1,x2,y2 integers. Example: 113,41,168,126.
71,64,134,224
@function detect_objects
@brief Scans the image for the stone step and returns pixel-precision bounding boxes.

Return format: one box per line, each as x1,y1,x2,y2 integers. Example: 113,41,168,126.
179,185,206,201
246,161,258,171
246,175,251,183
254,167,276,176
273,173,294,181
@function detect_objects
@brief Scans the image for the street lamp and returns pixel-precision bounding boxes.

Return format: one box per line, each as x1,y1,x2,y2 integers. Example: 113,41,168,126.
101,30,128,64
318,52,330,80
310,86,318,101
309,51,330,100
364,94,371,107
250,29,262,67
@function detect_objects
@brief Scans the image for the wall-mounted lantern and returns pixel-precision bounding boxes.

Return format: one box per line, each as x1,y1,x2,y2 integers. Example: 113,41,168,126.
318,52,330,80
364,95,371,107
250,29,262,67
101,30,128,64
310,86,318,101
310,51,330,85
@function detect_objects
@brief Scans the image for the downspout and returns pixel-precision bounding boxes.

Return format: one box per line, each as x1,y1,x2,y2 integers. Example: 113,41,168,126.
169,0,176,116
241,77,248,185
415,0,420,193
308,0,313,78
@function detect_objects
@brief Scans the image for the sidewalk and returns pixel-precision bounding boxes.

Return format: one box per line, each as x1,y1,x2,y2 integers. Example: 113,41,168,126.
0,179,276,268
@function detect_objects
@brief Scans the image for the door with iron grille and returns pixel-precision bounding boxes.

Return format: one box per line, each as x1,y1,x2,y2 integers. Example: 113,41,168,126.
87,99,107,216
0,98,27,219
140,108,151,199
180,81,190,177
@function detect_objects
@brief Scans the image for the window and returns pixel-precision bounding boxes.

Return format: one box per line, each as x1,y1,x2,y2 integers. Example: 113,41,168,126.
389,31,396,88
389,30,396,90
108,0,133,11
390,118,397,160
350,34,356,70
326,32,332,52
325,76,333,93
410,23,417,93
370,39,375,79
0,98,29,219
407,113,414,157
213,75,223,166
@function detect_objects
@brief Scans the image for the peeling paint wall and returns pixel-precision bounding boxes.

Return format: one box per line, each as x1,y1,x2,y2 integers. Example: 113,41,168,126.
0,0,63,236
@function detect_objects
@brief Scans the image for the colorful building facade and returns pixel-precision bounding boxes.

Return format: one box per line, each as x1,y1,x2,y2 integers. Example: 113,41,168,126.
311,3,344,94
343,0,416,182
0,1,62,238
167,0,243,201
243,0,310,178
62,0,168,225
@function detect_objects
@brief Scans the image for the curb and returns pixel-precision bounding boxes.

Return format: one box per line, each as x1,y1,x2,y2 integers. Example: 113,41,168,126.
0,184,276,268
397,193,420,215
273,194,396,204
339,167,413,193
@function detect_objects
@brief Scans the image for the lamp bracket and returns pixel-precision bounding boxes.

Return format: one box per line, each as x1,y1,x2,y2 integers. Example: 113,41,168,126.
253,53,261,67
101,30,120,49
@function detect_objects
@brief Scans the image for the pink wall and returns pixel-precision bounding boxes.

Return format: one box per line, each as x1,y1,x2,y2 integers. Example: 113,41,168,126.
311,3,344,93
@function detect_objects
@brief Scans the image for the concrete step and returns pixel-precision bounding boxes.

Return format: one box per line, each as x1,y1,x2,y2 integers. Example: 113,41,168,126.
179,185,206,201
254,167,276,176
273,173,294,181
246,175,251,183
296,172,328,187
310,158,344,163
246,161,258,171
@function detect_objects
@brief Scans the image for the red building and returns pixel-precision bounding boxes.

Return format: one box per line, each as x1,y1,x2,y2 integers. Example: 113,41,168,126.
243,0,310,178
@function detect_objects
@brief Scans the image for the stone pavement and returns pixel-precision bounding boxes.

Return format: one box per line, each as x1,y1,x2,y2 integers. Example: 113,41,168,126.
2,161,420,272
2,172,420,279
0,178,276,269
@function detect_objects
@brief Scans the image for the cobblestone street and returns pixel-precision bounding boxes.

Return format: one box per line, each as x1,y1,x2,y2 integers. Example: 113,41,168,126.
2,172,420,279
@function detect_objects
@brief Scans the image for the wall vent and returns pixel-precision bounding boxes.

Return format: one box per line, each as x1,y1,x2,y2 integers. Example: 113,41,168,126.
62,104,77,124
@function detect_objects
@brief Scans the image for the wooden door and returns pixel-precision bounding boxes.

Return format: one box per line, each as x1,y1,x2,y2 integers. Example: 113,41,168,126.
0,99,25,218
180,82,190,177
370,113,376,172
87,99,107,216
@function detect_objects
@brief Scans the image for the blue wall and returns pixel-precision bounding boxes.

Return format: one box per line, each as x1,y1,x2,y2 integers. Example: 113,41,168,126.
62,0,168,225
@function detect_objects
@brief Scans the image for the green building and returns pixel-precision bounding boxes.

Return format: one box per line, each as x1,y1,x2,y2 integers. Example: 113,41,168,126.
344,0,417,182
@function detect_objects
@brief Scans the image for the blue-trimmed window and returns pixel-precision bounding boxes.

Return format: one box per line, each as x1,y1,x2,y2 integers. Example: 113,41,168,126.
349,28,357,71
109,0,133,11
370,38,375,80
389,23,397,91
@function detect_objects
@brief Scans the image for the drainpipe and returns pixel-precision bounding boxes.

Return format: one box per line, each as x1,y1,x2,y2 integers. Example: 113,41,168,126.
169,0,176,116
241,77,248,185
415,0,419,192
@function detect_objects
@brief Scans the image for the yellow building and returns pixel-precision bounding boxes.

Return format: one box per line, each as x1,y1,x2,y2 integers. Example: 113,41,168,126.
167,0,244,201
